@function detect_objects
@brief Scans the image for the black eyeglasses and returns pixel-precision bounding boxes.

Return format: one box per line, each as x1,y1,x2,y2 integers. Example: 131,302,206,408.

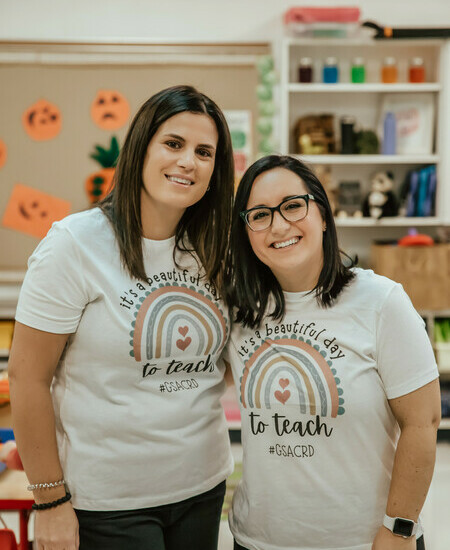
240,194,315,232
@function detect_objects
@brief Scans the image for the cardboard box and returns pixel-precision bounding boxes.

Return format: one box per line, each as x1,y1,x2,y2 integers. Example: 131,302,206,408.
370,244,450,310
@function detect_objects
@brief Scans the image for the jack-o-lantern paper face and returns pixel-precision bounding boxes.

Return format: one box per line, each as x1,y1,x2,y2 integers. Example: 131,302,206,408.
22,99,62,141
2,183,71,239
0,140,7,168
91,90,130,130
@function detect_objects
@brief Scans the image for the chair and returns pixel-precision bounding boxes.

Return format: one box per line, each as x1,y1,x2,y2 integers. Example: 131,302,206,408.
0,528,19,550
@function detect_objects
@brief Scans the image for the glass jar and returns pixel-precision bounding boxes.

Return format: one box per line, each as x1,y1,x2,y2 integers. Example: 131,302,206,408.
409,57,425,83
381,57,398,83
351,57,365,83
323,57,339,84
298,57,313,83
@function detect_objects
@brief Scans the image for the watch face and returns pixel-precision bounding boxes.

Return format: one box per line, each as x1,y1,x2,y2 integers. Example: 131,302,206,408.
393,518,414,537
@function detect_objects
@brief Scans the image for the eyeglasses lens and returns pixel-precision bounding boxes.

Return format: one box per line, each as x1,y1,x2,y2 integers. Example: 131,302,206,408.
247,197,308,231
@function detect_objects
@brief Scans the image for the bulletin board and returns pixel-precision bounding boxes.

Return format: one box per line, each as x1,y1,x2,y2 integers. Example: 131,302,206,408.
0,42,269,269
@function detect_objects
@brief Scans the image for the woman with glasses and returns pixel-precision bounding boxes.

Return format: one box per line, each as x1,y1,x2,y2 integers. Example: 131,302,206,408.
224,155,440,550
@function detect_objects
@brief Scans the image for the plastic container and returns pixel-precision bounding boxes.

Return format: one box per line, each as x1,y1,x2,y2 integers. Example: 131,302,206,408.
382,112,396,154
351,57,365,83
323,57,339,83
340,116,356,154
284,7,360,37
381,57,398,83
409,57,425,83
298,57,313,83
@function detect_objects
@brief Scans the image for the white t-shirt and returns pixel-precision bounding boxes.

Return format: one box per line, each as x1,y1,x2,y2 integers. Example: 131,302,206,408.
15,208,233,511
226,269,438,550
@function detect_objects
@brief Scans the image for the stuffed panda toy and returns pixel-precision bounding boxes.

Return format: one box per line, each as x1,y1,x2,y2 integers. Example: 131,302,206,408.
362,171,399,219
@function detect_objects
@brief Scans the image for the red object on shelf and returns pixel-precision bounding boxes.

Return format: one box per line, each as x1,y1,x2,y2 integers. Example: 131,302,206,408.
398,234,434,246
284,6,360,24
409,58,426,83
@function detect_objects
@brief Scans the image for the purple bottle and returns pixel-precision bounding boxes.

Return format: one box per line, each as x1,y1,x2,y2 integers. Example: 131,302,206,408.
382,112,396,155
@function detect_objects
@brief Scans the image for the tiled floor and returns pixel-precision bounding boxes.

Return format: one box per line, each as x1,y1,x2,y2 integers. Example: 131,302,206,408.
219,442,450,550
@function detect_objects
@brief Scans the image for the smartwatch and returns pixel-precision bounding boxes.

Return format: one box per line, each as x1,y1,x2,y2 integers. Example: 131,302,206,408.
383,514,418,538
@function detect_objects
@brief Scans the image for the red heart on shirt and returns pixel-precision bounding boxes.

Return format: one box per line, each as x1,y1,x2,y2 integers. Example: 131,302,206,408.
178,326,189,337
274,390,290,404
176,337,192,351
279,378,290,389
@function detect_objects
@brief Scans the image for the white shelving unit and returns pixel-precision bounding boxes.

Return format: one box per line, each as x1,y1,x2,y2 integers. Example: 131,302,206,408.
279,37,450,237
299,154,440,164
335,217,442,227
278,37,450,431
288,83,442,93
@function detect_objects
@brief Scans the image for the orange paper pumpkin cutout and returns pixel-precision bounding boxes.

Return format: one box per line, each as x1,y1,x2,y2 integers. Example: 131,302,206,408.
0,140,7,168
2,184,71,239
91,89,130,130
22,99,62,141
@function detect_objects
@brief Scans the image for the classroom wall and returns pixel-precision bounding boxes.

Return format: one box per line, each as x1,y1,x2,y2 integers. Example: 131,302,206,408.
0,61,260,268
1,0,450,43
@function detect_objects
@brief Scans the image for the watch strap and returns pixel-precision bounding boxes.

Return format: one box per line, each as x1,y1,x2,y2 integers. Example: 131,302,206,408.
383,514,418,538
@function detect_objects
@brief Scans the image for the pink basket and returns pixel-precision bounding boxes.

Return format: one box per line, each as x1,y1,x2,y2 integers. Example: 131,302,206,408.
284,6,360,24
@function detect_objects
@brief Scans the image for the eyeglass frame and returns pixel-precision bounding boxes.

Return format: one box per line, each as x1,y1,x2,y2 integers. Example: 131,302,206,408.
240,193,316,232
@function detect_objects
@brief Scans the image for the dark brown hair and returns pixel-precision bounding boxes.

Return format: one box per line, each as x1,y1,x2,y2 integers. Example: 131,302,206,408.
100,85,234,292
225,155,356,329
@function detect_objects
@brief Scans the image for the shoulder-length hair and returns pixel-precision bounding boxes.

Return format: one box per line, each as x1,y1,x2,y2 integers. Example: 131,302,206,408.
100,85,234,292
225,155,355,329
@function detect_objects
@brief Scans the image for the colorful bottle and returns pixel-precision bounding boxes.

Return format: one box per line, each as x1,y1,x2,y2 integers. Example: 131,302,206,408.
382,112,396,154
351,57,365,83
409,57,425,83
323,57,339,83
381,57,398,83
298,57,313,83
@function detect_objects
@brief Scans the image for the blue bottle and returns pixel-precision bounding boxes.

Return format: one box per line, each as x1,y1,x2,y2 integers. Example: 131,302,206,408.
323,57,339,83
382,112,396,154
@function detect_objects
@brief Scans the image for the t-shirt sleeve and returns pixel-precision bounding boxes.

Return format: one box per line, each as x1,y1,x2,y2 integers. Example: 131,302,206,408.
376,283,439,399
15,224,90,334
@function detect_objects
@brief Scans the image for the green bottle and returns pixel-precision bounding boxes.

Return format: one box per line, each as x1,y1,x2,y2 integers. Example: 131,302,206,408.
351,57,365,84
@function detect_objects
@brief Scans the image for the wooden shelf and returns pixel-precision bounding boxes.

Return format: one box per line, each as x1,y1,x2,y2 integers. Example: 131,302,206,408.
288,83,441,93
296,154,439,165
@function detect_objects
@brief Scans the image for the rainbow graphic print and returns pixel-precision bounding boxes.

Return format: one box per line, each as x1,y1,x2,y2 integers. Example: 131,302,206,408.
240,336,345,417
129,284,228,361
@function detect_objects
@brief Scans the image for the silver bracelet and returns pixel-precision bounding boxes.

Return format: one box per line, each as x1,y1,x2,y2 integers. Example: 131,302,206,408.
27,479,66,491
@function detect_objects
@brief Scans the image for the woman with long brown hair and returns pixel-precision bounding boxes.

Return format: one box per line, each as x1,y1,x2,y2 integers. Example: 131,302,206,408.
9,85,235,550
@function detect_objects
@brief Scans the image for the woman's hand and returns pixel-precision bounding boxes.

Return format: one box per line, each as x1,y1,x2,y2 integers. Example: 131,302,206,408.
35,502,79,550
372,526,416,550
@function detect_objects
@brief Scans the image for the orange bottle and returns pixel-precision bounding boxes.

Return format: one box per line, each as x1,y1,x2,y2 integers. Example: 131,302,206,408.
381,57,398,83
